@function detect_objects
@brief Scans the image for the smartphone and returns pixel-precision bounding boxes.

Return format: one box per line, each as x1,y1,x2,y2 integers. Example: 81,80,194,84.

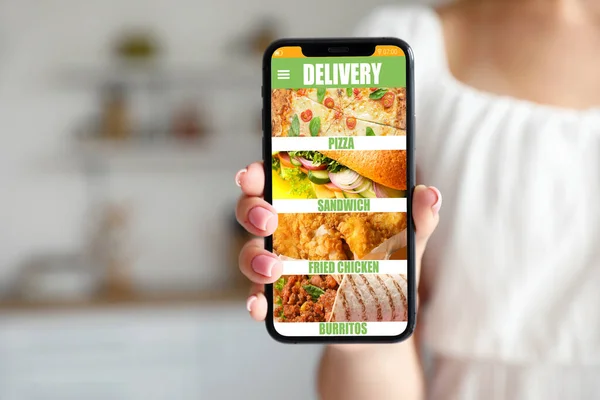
262,38,414,344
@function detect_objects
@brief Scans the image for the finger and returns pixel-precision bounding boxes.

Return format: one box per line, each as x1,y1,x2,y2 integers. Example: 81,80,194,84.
235,162,265,197
246,290,268,321
236,196,278,236
249,282,264,295
239,238,283,284
413,185,442,260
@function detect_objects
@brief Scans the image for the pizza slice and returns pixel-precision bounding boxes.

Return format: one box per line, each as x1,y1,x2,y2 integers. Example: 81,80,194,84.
296,88,344,111
271,89,339,137
337,87,359,110
271,89,293,137
271,87,407,137
326,114,403,136
341,87,407,130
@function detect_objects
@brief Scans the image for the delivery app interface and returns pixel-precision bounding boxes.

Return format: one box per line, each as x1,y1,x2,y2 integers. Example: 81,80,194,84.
270,46,408,337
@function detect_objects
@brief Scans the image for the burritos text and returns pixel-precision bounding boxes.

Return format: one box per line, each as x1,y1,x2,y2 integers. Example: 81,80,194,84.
320,322,368,335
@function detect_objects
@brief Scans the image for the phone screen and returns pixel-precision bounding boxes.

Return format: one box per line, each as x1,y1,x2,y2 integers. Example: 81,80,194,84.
266,43,411,340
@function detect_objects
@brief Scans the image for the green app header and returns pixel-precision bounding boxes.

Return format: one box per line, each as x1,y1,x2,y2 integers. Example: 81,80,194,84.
271,56,406,89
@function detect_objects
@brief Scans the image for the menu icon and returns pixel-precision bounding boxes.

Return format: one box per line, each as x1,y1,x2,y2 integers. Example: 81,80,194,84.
277,69,290,80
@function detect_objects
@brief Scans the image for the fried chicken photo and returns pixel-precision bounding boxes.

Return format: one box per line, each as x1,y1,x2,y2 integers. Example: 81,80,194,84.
273,212,406,260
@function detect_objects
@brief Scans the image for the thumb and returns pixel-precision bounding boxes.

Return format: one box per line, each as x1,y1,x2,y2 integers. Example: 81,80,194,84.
412,185,442,262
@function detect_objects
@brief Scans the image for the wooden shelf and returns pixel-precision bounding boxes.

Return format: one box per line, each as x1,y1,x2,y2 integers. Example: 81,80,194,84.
45,132,261,173
58,65,260,90
0,287,248,314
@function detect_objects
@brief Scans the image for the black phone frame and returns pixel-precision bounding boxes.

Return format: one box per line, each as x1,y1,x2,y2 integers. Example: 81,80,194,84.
262,37,416,344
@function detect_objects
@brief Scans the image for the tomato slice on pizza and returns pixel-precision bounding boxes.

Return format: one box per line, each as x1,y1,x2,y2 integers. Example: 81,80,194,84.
271,87,407,137
271,89,339,137
295,88,344,111
341,87,407,130
327,115,403,137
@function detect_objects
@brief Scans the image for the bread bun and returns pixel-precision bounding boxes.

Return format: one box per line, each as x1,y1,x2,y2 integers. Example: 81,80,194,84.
319,150,407,190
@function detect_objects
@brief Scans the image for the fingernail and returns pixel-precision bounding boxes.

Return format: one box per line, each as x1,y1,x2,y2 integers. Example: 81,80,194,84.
248,207,274,231
235,168,247,187
429,186,442,216
246,295,257,312
251,254,280,277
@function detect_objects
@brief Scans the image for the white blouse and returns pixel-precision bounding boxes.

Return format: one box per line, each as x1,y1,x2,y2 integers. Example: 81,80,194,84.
359,5,600,399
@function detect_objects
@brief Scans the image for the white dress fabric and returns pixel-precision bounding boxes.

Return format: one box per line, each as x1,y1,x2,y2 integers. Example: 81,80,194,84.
357,5,600,399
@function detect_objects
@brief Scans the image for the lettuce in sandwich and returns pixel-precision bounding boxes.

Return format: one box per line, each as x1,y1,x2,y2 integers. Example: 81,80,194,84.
272,151,406,199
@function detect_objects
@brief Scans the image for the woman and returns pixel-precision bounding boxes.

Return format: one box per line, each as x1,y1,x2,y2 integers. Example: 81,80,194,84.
235,0,600,398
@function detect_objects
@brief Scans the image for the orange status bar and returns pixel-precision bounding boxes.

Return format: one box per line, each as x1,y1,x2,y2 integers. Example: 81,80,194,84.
272,45,404,58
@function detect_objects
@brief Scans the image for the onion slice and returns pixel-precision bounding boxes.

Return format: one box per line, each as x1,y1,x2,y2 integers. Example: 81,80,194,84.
373,182,406,198
355,179,372,194
297,156,327,171
328,169,365,192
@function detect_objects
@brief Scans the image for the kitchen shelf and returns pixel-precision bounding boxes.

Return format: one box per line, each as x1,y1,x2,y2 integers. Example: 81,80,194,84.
58,64,261,90
69,133,261,172
0,287,247,314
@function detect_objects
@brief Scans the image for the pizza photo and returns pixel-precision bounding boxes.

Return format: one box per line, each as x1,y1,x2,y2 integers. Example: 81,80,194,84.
271,87,406,137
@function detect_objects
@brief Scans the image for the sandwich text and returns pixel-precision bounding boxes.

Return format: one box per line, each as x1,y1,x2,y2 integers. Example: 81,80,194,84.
317,198,370,212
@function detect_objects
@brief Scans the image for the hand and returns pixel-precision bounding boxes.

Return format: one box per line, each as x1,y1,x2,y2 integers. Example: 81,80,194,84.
235,162,442,321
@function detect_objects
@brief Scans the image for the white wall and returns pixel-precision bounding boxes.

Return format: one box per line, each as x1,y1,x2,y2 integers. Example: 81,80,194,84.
0,0,408,294
0,1,438,398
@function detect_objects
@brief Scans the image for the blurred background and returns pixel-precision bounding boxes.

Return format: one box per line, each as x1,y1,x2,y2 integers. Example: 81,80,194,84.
0,0,438,398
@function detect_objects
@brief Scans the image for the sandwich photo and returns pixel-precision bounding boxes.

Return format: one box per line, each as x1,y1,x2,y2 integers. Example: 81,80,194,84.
272,150,406,200
273,274,408,323
274,212,407,260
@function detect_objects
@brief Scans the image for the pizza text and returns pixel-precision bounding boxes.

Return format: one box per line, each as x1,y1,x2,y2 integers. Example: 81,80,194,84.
328,137,354,149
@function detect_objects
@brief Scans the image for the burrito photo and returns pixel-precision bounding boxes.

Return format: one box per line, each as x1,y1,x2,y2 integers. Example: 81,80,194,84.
274,274,408,323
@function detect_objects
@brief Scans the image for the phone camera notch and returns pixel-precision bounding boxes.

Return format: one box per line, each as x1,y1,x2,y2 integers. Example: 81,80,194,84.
328,46,349,54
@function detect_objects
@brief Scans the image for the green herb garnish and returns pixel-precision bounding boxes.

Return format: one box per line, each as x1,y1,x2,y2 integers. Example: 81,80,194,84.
369,88,388,99
346,88,352,97
272,156,280,172
289,114,300,136
303,285,325,301
274,277,285,291
280,166,315,198
309,117,321,137
317,88,326,103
